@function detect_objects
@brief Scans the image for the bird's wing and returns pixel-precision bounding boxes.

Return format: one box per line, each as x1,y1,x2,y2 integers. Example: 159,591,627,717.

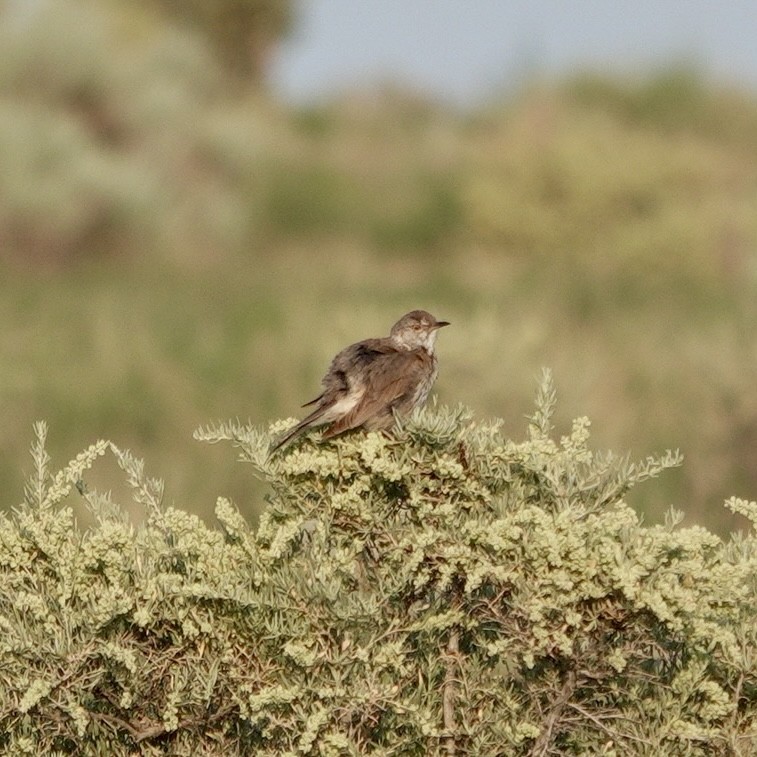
275,340,394,451
302,339,390,406
322,348,430,437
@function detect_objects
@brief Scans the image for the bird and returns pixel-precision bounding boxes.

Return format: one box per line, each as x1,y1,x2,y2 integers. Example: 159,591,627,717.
271,310,450,452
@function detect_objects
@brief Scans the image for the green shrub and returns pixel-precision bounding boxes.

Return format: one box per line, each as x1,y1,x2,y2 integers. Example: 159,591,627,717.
1,373,756,754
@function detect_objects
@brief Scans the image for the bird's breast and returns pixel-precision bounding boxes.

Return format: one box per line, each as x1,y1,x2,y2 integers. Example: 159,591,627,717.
410,353,438,409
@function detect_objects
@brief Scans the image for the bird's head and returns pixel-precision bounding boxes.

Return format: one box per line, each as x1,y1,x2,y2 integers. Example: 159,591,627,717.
390,310,450,351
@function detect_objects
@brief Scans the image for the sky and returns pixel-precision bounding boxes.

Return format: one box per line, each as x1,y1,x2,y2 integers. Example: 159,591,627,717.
271,0,757,106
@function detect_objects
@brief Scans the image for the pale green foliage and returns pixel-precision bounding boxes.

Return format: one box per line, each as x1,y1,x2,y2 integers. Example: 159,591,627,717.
1,374,756,754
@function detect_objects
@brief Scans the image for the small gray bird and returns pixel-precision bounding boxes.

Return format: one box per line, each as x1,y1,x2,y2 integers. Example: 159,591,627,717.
271,310,449,452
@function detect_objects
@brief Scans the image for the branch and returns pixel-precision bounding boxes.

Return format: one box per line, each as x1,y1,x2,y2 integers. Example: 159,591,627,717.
442,627,460,756
529,670,577,757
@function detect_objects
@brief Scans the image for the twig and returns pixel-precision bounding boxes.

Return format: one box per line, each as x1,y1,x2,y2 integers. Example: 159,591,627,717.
567,702,654,747
91,703,236,744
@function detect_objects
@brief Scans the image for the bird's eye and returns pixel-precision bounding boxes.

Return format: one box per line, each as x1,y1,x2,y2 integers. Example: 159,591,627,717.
413,323,421,330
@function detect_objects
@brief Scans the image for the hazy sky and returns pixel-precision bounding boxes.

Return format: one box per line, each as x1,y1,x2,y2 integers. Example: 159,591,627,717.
271,0,757,105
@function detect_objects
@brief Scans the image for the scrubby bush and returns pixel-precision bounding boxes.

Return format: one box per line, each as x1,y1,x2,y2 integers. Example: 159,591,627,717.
1,373,756,754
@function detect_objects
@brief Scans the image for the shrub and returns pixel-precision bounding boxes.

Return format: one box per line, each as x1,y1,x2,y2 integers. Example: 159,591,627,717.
1,373,756,754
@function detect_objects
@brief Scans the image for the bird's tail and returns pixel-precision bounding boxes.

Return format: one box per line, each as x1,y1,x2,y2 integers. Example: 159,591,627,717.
269,408,325,454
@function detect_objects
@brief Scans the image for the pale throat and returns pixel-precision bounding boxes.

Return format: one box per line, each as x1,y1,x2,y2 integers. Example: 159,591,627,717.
394,330,437,352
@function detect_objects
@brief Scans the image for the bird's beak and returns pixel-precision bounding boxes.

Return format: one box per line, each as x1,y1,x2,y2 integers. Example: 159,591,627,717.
435,321,450,329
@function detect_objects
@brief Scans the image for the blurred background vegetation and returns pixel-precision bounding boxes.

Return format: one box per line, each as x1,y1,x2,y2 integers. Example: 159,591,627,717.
1,0,756,535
